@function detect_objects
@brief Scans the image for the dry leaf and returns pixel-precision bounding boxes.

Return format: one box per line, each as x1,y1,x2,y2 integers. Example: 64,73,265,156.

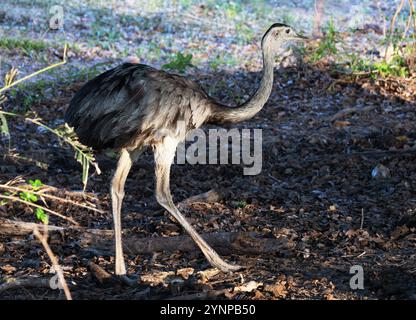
234,280,263,293
264,281,288,298
333,120,351,127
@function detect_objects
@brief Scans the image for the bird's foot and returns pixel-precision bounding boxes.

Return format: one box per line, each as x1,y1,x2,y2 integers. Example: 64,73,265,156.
115,274,140,287
211,259,246,273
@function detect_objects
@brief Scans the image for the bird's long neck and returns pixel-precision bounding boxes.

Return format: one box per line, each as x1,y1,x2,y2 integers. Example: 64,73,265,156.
210,44,274,124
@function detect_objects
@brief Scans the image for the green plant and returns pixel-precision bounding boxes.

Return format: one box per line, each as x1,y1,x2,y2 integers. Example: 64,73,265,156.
237,200,247,208
222,2,241,20
373,54,409,77
347,52,410,78
311,19,339,62
347,53,372,73
162,52,194,73
28,179,43,190
235,22,255,44
16,179,48,224
19,191,38,202
209,55,222,71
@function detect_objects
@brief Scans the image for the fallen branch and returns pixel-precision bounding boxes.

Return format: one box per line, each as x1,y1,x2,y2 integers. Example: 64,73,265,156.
0,218,289,256
114,231,288,256
88,262,137,287
88,261,113,285
0,277,53,293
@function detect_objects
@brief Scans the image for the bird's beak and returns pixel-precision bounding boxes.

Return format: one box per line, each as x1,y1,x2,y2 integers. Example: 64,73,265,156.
295,33,309,41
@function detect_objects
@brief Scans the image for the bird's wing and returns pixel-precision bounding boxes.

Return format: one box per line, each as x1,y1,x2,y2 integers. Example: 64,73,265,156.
65,63,155,149
65,63,213,150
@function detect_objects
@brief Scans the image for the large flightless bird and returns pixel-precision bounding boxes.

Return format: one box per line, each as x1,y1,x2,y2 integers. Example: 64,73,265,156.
65,24,307,278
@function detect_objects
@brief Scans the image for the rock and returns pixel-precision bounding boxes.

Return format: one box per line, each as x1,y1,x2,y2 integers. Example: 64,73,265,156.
371,164,390,179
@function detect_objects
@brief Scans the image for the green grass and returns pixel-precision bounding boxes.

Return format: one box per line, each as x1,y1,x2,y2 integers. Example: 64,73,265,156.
0,38,49,56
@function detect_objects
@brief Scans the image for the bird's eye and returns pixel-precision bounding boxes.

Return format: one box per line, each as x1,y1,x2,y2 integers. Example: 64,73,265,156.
286,29,290,34
275,32,279,36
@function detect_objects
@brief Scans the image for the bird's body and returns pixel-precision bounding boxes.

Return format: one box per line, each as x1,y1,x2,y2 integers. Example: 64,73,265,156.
66,63,214,150
65,23,307,278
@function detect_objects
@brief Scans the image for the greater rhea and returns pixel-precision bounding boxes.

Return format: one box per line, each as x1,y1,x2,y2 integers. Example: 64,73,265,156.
65,23,307,277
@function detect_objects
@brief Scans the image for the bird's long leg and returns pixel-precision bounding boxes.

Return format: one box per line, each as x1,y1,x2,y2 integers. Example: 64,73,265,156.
153,139,243,273
111,148,141,276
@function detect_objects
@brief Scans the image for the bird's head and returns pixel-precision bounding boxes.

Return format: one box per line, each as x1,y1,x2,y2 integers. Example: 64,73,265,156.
261,23,308,52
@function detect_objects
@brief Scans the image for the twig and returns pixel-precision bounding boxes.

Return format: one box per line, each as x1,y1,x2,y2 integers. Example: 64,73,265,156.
0,277,53,293
385,0,405,60
360,208,365,230
0,194,78,226
26,118,101,177
313,0,325,37
329,104,379,122
0,217,113,236
45,185,100,200
2,152,49,169
0,112,101,189
409,0,416,41
33,226,72,300
0,184,104,214
0,44,67,94
402,4,414,39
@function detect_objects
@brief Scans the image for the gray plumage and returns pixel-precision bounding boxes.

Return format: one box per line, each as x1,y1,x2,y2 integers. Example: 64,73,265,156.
65,24,307,278
66,63,214,150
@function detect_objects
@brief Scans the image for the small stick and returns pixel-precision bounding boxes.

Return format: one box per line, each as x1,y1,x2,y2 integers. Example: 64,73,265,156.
409,0,416,41
0,44,67,94
0,184,104,214
360,208,364,230
33,226,72,300
0,194,78,226
385,0,405,60
329,104,379,122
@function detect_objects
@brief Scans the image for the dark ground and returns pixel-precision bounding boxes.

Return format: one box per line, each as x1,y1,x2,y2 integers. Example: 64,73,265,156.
1,61,416,299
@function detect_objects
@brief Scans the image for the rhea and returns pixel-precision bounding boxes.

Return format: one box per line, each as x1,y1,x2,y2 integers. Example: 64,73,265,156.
65,23,307,276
